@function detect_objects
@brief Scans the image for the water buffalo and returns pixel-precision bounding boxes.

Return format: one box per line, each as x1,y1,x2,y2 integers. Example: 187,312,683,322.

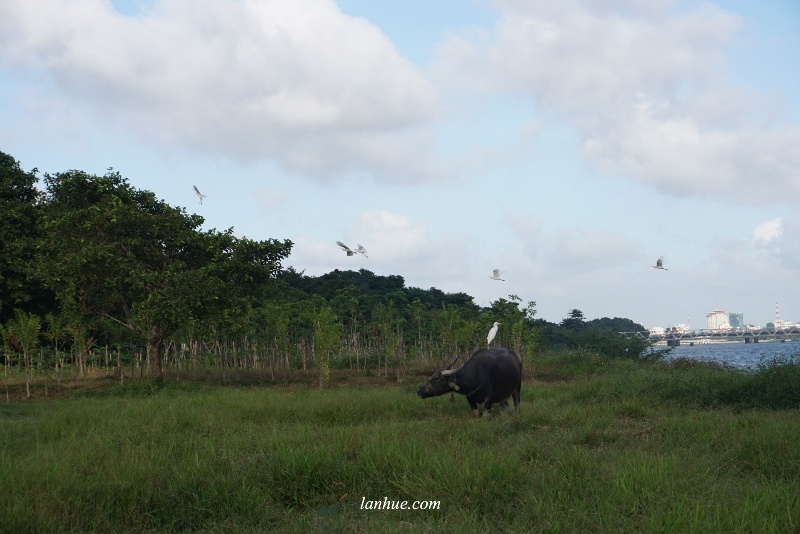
417,347,522,417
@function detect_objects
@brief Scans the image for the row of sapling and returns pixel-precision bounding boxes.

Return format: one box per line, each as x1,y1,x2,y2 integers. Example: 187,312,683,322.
0,292,544,396
0,310,41,399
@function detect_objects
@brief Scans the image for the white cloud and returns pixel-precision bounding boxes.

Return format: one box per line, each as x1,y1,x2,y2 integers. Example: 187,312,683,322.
753,212,800,270
432,0,800,203
254,187,287,210
508,213,643,269
0,0,442,182
753,217,782,243
519,119,546,145
506,214,645,287
775,212,800,270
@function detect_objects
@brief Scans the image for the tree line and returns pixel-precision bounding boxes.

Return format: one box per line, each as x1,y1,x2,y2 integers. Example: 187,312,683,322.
0,151,651,394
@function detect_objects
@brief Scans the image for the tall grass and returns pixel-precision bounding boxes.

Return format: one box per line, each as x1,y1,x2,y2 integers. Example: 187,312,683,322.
1,351,799,532
571,354,800,410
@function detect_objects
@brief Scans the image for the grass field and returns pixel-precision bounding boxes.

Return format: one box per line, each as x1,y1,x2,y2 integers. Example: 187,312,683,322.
2,351,800,533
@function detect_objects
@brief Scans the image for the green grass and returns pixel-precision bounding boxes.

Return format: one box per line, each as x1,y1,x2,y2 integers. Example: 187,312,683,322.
1,353,800,533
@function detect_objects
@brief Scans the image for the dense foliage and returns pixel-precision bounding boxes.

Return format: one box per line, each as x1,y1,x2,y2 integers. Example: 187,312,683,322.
0,153,54,323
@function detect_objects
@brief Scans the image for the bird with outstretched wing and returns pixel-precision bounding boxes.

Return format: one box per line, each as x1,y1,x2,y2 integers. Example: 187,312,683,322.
192,185,207,205
489,269,505,281
652,256,667,270
336,241,355,256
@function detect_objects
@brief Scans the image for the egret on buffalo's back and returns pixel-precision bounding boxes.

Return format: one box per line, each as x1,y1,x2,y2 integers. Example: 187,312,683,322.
487,322,501,346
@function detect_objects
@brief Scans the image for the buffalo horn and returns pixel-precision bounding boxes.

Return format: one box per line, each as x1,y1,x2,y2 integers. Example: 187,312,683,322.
441,368,457,376
445,355,460,369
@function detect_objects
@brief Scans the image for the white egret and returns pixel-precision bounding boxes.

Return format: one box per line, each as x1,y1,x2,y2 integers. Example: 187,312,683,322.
487,322,501,346
336,241,355,256
192,185,207,205
354,244,368,258
489,269,505,281
652,256,668,270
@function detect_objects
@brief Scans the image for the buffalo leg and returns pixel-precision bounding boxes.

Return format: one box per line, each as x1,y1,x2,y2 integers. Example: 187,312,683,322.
512,385,521,410
467,396,480,418
483,396,495,417
499,400,509,411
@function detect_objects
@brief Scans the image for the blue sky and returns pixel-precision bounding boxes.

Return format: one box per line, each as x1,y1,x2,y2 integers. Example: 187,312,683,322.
1,0,798,327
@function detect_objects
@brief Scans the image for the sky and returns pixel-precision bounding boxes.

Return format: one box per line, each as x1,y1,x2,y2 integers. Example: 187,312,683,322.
1,0,799,328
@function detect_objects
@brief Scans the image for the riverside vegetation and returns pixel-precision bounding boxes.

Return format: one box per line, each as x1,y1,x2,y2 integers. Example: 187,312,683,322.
2,151,800,532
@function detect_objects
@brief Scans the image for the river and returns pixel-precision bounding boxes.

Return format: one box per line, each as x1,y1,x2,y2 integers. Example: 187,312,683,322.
663,340,800,369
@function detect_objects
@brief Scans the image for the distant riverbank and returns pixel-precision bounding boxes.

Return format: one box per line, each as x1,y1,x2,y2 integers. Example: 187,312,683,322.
665,340,800,369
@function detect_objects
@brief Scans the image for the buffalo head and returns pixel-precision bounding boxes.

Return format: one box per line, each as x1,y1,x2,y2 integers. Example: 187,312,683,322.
416,355,462,398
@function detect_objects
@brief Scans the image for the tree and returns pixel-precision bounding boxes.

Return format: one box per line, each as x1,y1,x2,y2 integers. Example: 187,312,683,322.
44,313,68,388
0,323,13,402
7,310,41,398
37,169,292,380
484,295,541,358
313,304,341,387
560,309,586,331
0,152,56,323
436,304,476,360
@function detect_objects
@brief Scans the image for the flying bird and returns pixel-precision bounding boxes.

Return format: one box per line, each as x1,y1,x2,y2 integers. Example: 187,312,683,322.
354,244,368,258
487,322,501,346
336,241,355,256
489,269,505,281
652,256,668,270
192,185,207,205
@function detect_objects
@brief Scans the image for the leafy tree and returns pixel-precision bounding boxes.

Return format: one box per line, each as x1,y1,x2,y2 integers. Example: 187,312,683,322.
408,298,427,358
560,309,586,331
37,169,292,380
0,323,13,402
585,317,646,333
7,309,41,398
483,295,541,358
285,268,405,300
435,304,477,360
0,152,56,323
313,304,341,387
43,313,68,387
65,320,94,386
405,286,478,312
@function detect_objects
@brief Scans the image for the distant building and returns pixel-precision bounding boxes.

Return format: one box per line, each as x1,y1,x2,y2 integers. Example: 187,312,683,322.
673,324,690,333
728,312,743,328
706,309,730,330
648,326,665,336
